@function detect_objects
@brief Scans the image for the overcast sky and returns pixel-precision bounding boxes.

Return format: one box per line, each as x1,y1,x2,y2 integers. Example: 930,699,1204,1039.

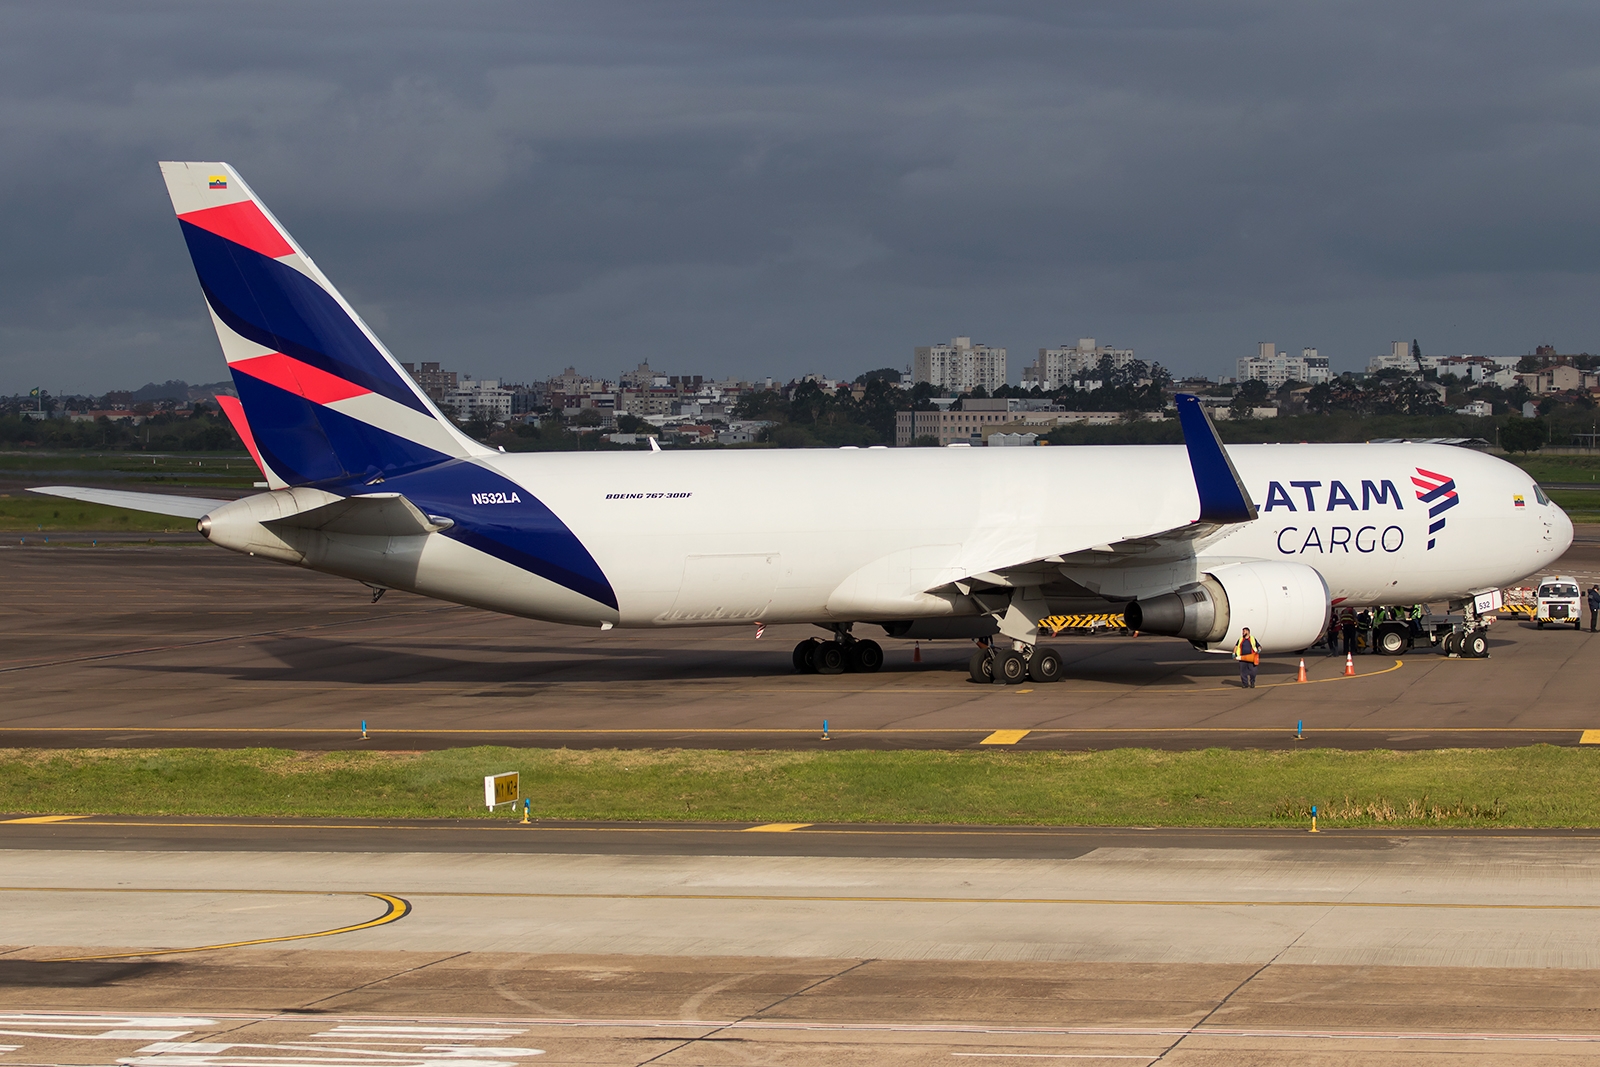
5,1,1600,394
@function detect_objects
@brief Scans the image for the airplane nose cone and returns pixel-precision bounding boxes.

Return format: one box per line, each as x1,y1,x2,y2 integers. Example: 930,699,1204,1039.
1554,504,1575,556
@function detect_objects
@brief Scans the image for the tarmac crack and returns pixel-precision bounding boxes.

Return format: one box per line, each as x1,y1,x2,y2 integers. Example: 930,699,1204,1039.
631,957,872,1066
295,949,472,1010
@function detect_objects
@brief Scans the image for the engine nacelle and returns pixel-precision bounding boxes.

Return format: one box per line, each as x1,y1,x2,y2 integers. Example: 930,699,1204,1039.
1123,560,1330,653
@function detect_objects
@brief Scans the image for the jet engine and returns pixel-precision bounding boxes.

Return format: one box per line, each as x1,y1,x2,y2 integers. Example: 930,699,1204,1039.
1122,561,1330,653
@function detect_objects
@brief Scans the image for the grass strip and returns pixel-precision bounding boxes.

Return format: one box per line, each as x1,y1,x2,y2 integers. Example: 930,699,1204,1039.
0,495,198,533
4,746,1600,828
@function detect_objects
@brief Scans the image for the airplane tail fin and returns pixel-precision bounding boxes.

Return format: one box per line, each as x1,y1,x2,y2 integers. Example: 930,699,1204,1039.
159,162,487,488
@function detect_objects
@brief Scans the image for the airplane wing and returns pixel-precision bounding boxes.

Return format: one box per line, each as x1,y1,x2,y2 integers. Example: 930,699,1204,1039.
940,394,1257,592
28,486,229,520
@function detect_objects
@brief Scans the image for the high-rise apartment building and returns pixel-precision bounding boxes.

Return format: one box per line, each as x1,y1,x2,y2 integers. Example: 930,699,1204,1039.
1236,343,1331,387
913,336,1007,393
1021,338,1136,390
399,361,458,400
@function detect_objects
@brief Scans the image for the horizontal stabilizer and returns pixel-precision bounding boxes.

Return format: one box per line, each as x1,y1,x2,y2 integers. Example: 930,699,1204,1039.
263,491,445,537
28,486,228,520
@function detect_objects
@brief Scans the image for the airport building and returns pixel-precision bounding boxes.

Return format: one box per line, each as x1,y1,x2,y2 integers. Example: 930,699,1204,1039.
912,337,1007,394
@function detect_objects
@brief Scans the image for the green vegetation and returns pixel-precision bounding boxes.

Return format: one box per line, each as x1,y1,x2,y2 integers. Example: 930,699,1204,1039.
7,746,1600,828
0,494,199,532
1504,453,1600,483
0,406,243,452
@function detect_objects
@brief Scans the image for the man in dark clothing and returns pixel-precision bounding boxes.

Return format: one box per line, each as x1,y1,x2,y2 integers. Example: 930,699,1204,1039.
1341,613,1357,656
1588,585,1600,632
1356,609,1373,652
1235,627,1261,688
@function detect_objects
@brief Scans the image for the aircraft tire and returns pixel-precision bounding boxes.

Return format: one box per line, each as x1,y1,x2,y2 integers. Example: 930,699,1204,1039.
1464,632,1489,658
792,640,818,674
1441,632,1461,656
814,642,846,675
848,640,884,673
1376,625,1408,656
968,649,994,683
992,649,1027,684
1028,647,1063,683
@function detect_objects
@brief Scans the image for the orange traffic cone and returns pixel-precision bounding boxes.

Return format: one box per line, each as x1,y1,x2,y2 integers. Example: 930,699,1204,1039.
1297,658,1308,683
913,642,922,663
1343,652,1355,676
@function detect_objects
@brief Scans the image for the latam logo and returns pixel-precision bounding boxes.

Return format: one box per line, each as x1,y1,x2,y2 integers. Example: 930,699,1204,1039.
1412,467,1458,550
1261,479,1404,512
470,491,522,505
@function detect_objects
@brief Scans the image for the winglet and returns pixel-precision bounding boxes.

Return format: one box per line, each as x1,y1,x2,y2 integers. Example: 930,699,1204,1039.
1174,394,1257,524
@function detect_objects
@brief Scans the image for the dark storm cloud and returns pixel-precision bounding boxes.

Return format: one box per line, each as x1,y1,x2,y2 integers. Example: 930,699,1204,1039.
5,1,1600,393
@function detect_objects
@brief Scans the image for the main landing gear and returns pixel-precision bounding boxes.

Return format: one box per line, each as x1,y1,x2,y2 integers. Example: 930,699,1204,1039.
969,643,1063,685
793,629,884,675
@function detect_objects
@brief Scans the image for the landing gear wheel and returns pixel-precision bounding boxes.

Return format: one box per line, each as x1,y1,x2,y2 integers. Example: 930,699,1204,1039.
847,639,884,673
1028,647,1063,683
992,649,1027,684
1464,631,1489,658
1441,632,1460,656
813,642,846,674
793,640,818,674
968,649,994,683
1377,626,1408,656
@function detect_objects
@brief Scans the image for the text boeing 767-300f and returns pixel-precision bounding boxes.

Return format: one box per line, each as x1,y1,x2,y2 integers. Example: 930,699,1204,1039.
31,162,1572,683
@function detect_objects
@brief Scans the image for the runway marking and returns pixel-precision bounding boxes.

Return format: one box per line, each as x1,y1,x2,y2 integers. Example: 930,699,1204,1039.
0,723,1574,738
1582,730,1600,744
31,891,410,961
0,814,86,824
8,885,1595,912
12,818,1600,842
0,660,1405,694
743,823,813,832
980,730,1031,745
12,1009,1600,1048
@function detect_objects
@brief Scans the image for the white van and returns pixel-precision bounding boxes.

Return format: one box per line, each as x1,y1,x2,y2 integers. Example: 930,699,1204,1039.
1536,575,1582,630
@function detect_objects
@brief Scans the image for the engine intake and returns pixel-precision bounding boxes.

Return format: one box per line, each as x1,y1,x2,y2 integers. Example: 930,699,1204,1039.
1124,560,1330,652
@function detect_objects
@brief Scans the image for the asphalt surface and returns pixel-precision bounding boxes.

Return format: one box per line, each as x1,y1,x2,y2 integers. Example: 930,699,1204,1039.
2,533,1600,751
0,813,1508,857
9,826,1600,1064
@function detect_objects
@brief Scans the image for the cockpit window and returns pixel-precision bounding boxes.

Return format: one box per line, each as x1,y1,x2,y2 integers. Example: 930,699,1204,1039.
1533,484,1550,505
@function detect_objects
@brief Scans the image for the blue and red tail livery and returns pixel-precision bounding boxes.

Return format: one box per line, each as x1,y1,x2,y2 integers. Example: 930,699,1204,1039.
160,161,485,487
159,161,615,610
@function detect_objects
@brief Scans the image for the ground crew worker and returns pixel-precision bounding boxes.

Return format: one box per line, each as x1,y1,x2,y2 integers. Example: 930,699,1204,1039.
1234,627,1261,689
1356,608,1373,652
1341,610,1357,656
1588,585,1600,633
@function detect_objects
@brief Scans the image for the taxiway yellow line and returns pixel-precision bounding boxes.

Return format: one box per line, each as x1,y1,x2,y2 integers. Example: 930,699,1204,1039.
5,885,1591,913
30,891,410,961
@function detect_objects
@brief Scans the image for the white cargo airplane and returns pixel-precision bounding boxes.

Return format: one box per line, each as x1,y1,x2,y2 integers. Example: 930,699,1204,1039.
32,162,1574,683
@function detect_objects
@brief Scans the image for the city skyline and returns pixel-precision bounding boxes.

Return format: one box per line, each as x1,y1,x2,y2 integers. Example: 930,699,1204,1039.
3,4,1600,395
